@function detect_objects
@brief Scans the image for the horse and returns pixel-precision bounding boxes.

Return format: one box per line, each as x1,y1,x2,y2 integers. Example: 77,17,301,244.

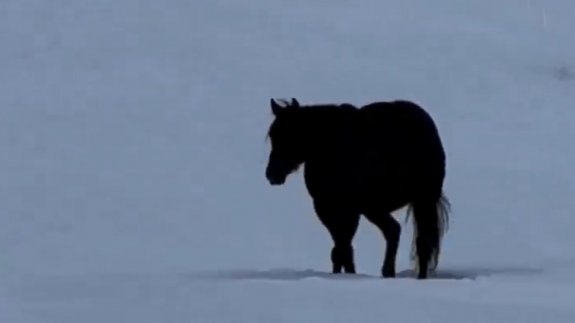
265,98,450,279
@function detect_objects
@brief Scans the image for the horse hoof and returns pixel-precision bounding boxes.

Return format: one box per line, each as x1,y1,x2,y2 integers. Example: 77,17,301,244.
382,271,395,278
382,266,395,278
417,268,431,279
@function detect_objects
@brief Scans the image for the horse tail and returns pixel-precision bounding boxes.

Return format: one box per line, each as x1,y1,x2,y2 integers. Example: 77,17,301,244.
406,192,450,273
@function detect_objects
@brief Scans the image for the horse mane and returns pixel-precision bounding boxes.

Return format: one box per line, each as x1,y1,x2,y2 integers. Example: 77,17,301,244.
266,100,359,142
301,102,358,111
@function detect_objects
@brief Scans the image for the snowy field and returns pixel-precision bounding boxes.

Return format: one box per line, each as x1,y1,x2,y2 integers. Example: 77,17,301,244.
2,0,575,322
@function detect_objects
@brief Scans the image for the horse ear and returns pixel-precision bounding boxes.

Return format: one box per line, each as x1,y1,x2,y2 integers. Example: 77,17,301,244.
291,98,300,108
271,98,282,115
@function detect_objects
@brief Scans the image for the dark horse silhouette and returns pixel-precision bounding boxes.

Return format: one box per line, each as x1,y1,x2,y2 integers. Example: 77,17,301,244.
265,98,450,279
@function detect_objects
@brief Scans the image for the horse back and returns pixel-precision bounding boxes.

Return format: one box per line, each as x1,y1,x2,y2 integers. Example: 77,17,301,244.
353,100,446,179
358,100,444,151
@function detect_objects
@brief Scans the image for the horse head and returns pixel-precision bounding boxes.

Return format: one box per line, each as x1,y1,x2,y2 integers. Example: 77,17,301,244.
266,98,306,185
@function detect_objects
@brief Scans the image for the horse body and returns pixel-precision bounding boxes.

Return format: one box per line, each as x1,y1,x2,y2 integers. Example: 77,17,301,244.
266,98,449,279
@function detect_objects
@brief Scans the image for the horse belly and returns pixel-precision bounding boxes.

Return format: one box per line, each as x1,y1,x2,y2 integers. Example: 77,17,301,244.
354,168,411,211
304,161,411,212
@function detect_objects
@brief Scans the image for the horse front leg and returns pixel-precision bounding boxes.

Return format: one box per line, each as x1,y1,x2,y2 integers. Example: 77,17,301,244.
313,200,360,274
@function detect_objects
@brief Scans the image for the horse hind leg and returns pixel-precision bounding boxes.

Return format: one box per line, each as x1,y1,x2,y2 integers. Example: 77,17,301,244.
363,212,401,278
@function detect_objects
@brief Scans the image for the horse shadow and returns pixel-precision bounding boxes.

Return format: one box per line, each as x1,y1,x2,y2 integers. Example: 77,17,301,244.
189,268,376,281
188,265,544,282
396,266,544,280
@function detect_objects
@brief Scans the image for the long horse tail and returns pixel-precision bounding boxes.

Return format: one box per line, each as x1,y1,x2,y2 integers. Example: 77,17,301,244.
406,192,451,274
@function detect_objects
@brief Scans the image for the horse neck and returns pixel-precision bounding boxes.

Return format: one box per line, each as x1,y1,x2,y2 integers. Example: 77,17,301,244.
300,106,356,161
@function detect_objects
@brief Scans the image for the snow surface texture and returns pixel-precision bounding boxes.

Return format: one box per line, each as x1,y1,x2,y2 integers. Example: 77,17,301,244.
2,0,575,322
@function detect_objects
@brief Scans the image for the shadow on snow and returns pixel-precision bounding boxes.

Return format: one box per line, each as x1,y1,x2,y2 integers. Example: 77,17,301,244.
189,266,544,282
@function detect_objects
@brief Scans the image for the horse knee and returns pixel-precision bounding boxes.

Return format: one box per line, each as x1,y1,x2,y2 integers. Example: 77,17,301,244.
383,216,401,243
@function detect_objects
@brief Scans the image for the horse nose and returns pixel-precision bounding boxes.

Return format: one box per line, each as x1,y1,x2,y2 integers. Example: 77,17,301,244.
265,166,274,183
266,167,285,185
268,176,285,185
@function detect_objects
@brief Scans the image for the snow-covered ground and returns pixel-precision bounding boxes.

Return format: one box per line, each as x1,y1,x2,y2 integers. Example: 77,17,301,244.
2,0,575,322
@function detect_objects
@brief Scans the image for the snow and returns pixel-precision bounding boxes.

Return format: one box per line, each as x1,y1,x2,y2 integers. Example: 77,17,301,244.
1,0,575,322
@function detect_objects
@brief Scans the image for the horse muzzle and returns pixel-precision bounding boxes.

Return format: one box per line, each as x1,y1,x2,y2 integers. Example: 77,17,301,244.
266,167,287,185
266,174,286,185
